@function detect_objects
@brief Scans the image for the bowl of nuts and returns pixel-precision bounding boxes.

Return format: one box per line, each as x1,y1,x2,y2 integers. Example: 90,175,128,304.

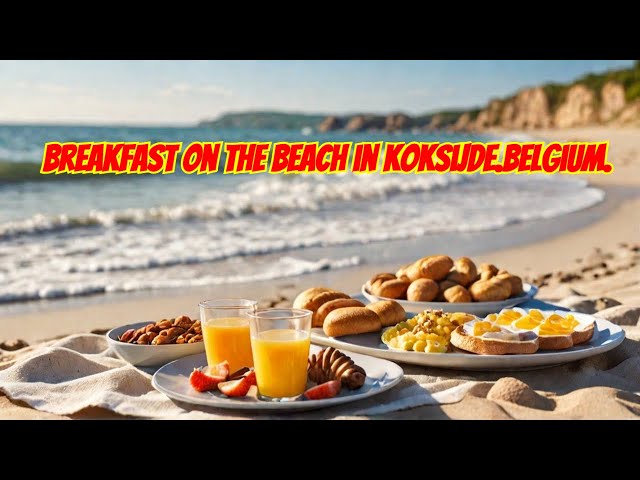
106,315,205,367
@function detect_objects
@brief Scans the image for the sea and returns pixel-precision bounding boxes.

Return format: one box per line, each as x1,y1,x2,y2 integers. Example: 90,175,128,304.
0,124,605,304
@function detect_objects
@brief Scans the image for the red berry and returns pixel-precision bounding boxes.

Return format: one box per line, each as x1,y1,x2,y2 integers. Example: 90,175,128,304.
189,368,225,392
218,377,252,397
303,380,341,400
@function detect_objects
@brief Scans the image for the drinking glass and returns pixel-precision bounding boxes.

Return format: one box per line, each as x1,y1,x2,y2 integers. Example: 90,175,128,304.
247,308,312,401
199,299,257,373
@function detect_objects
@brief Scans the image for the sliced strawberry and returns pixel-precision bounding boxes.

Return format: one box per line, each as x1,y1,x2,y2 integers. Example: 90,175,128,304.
218,377,252,397
304,380,341,400
204,360,230,380
244,370,257,386
189,368,225,392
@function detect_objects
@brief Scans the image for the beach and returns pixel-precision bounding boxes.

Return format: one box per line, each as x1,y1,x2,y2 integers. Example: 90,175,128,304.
1,126,639,419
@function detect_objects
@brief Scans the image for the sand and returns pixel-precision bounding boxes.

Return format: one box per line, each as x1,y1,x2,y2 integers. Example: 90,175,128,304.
0,126,638,419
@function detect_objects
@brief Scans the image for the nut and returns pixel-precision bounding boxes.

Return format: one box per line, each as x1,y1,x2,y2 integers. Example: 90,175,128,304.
152,335,172,345
118,315,203,345
144,323,158,334
118,329,136,343
156,319,173,330
173,315,193,329
131,327,146,342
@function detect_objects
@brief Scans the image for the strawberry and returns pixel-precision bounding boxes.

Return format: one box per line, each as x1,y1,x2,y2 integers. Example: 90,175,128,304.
304,380,341,400
204,360,230,379
189,368,226,392
244,370,257,386
218,376,252,397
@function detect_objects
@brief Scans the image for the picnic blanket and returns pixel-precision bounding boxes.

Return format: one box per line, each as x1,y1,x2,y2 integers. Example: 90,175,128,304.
1,325,639,419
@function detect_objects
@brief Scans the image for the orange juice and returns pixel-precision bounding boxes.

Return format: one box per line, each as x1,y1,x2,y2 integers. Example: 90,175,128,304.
202,317,253,372
251,329,310,398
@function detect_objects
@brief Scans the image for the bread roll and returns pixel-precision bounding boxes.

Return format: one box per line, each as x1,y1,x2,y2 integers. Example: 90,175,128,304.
293,287,334,310
407,278,438,302
446,270,470,286
323,307,382,337
496,273,523,297
478,263,498,281
469,277,511,302
406,255,453,282
368,273,410,299
436,280,458,301
366,300,405,327
395,263,412,281
495,272,524,297
443,285,471,303
292,287,350,326
314,298,365,328
448,257,478,286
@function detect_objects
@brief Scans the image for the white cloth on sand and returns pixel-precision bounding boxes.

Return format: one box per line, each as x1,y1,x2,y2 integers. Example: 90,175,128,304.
1,330,639,419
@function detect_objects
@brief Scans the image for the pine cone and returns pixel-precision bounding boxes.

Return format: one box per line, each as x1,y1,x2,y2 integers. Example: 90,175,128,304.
308,347,366,390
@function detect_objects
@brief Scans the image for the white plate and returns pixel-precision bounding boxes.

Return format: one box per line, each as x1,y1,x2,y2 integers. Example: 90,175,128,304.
311,311,625,371
107,321,205,367
362,283,538,315
152,345,403,412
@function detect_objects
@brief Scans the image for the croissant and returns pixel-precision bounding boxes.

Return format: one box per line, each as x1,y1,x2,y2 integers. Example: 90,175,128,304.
308,347,366,390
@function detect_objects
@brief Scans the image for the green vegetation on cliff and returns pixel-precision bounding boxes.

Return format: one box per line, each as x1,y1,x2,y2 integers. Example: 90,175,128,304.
575,60,640,103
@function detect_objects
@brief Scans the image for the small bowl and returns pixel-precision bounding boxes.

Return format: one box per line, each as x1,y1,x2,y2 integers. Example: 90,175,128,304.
106,321,205,367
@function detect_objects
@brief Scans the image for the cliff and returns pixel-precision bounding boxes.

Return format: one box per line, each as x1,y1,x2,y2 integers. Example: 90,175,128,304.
200,61,640,132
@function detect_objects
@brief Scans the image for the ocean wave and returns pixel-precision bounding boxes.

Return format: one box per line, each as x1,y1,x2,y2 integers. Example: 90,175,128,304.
0,255,361,304
0,174,467,238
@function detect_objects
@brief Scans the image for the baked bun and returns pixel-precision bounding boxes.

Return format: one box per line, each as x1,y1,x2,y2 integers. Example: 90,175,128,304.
368,273,410,299
407,278,438,302
366,300,405,327
469,277,511,302
406,255,453,282
323,307,382,337
496,272,524,297
314,298,365,328
443,285,472,303
446,257,478,286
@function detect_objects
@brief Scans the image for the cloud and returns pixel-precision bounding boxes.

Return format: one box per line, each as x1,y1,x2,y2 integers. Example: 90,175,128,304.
158,83,232,97
15,81,72,94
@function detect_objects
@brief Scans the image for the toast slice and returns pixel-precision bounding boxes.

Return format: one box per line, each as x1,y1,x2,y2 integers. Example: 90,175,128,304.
537,319,595,350
450,322,539,355
509,310,596,351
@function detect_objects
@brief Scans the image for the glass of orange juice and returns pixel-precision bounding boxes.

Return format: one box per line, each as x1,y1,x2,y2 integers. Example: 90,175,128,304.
247,308,312,401
199,299,257,373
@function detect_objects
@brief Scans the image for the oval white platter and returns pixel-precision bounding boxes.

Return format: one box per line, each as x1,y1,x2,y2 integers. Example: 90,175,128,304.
362,282,538,316
310,311,624,371
152,345,403,412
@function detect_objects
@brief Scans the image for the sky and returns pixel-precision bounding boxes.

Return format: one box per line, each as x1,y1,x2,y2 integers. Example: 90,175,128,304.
0,60,634,126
